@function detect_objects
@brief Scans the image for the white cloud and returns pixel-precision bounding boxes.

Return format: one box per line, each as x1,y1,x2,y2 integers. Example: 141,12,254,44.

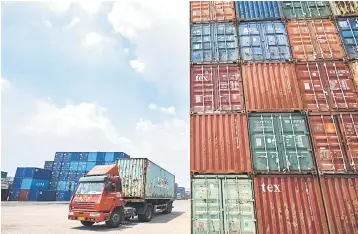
148,103,158,110
124,48,129,53
130,59,145,73
47,0,72,14
63,16,80,30
1,77,11,91
43,20,53,28
160,106,176,115
83,32,116,47
77,1,101,15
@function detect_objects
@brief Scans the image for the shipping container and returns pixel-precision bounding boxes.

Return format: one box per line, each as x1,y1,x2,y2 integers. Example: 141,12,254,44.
62,153,71,162
287,19,346,61
77,162,87,171
236,1,281,21
95,161,104,165
191,175,256,234
12,177,22,189
254,175,328,234
104,152,114,162
61,162,70,170
49,181,57,190
54,152,64,163
320,175,358,234
190,64,244,114
44,161,54,171
87,152,97,161
70,152,79,161
79,152,88,161
190,1,236,24
68,172,77,180
117,158,175,199
96,152,105,161
177,187,185,200
15,167,26,178
190,114,252,174
9,189,20,201
336,17,358,59
86,161,96,171
349,61,358,89
52,162,61,170
24,168,52,180
330,1,358,17
1,189,9,201
1,171,8,179
281,1,331,19
295,61,358,111
59,171,69,180
27,189,39,201
242,63,302,112
20,178,49,190
238,21,291,62
18,189,29,201
249,113,315,173
114,152,130,160
191,23,238,63
37,190,56,201
69,161,78,171
56,191,72,201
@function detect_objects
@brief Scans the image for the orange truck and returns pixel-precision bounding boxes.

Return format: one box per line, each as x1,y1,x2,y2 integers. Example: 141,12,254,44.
68,158,175,228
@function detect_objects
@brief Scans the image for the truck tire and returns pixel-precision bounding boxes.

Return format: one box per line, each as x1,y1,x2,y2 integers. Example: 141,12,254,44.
80,221,94,226
138,205,153,222
162,202,172,214
105,208,123,228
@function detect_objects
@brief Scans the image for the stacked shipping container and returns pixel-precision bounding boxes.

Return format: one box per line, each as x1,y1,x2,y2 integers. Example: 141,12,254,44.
190,1,358,233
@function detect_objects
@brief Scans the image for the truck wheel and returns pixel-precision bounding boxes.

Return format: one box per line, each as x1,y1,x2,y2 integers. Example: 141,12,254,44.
162,202,172,214
105,208,122,228
138,205,153,222
80,221,94,226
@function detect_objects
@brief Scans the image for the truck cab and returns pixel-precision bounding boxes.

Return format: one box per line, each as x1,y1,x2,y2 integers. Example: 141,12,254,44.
68,164,135,228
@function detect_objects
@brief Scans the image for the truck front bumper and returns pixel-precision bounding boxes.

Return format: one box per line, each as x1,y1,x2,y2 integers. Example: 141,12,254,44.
68,211,110,223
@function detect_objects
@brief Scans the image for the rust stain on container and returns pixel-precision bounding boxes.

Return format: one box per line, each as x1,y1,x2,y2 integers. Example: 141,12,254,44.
320,175,358,234
349,61,358,91
295,61,358,111
286,19,346,61
242,62,303,112
190,1,235,23
254,175,329,234
190,113,252,174
190,64,244,114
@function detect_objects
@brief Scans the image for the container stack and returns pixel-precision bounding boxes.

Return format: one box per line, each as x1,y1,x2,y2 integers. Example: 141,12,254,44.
190,1,358,233
44,161,54,171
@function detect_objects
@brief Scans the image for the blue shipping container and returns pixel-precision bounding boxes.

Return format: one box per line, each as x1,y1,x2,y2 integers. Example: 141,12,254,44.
86,161,96,171
9,189,20,201
53,162,62,170
68,172,77,180
15,167,26,178
59,171,69,180
56,191,72,201
56,181,68,191
20,178,49,190
114,152,130,160
63,153,71,162
54,152,64,163
96,161,105,166
37,190,56,201
49,181,58,190
238,21,291,61
27,189,39,201
104,152,114,162
104,161,114,165
44,161,54,170
24,168,52,180
70,152,80,161
51,170,60,180
69,161,79,171
87,152,97,161
191,23,238,63
77,162,87,171
79,152,88,161
12,178,22,189
96,152,105,161
236,1,281,21
337,17,358,59
61,162,71,170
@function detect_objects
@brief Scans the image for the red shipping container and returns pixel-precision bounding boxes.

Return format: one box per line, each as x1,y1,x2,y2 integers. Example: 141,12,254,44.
190,64,244,114
242,63,303,112
190,113,251,174
295,61,358,111
18,190,29,201
287,19,346,61
320,175,358,234
254,175,329,234
190,1,235,23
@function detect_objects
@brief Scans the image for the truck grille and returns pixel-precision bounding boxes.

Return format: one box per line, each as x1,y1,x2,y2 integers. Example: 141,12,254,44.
72,202,95,210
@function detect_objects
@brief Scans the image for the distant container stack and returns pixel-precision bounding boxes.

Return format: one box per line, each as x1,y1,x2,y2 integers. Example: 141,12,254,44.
190,1,358,233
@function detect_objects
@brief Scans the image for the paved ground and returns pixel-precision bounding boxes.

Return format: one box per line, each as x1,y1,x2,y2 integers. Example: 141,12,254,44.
1,200,190,234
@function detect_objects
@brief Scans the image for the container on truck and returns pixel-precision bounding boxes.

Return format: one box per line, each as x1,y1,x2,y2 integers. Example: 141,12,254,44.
68,158,175,228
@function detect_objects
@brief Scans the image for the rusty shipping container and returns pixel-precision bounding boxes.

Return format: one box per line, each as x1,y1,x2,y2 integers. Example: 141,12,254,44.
349,61,358,90
190,1,236,24
242,63,303,112
308,113,358,173
330,1,358,17
295,61,358,112
320,175,358,234
190,113,252,174
254,175,329,234
190,64,244,114
286,19,346,61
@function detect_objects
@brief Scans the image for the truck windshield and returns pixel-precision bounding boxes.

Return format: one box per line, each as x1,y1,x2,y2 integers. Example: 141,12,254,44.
76,182,104,195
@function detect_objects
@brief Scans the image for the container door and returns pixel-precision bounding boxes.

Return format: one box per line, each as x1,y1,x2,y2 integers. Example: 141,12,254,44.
191,24,214,63
211,1,235,22
249,114,282,172
192,177,223,233
277,113,314,172
306,1,331,18
281,1,306,19
215,23,238,62
239,22,263,61
337,18,358,59
190,2,210,23
349,61,358,89
308,115,347,172
222,177,256,234
337,113,358,172
118,158,146,198
322,62,358,110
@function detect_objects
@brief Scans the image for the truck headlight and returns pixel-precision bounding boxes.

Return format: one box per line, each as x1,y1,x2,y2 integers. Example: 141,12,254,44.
89,212,101,217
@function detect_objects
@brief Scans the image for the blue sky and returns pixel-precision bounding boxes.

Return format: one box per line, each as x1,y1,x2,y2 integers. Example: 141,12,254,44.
1,1,190,187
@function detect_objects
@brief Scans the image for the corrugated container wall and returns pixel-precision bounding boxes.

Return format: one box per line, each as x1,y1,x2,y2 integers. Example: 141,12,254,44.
295,62,358,111
242,63,302,112
190,114,252,174
254,175,329,234
235,1,281,21
238,21,291,62
190,1,235,24
336,17,358,59
249,113,315,173
118,158,175,199
320,175,358,234
330,1,358,17
286,19,346,61
190,64,244,114
280,1,332,19
349,61,358,90
191,23,238,64
191,175,256,234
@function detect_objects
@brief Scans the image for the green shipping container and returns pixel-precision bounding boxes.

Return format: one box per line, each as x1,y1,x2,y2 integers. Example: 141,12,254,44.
281,1,331,19
191,175,256,234
249,113,315,173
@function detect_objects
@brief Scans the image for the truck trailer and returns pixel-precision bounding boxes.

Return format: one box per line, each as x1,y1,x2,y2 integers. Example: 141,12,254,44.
68,158,175,228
